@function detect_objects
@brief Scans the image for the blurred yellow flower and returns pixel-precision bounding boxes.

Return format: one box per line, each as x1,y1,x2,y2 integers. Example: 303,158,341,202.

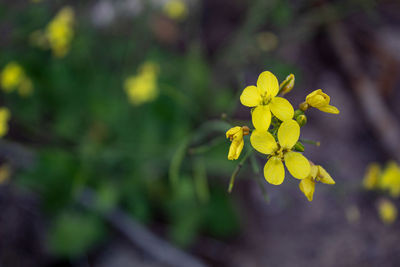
240,71,294,131
304,89,339,114
1,62,24,92
0,164,11,184
380,161,400,198
378,199,397,225
40,6,75,58
163,0,188,21
0,107,11,137
250,119,310,185
124,62,159,106
363,162,381,190
1,62,34,96
226,126,249,160
299,164,335,201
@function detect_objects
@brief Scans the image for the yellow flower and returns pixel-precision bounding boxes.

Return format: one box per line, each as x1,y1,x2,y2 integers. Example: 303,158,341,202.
250,119,310,185
380,161,400,198
240,71,294,131
45,7,75,58
1,62,24,92
362,162,381,190
124,62,159,106
305,89,339,114
0,108,11,137
163,0,188,21
299,164,335,201
378,199,397,225
226,126,249,160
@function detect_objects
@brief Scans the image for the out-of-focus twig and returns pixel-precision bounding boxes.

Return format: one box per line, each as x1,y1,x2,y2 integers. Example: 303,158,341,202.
327,21,400,162
79,189,208,267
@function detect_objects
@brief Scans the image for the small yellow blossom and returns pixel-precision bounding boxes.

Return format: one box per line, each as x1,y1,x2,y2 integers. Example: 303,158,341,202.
250,119,310,185
363,162,381,190
279,74,295,95
299,164,335,201
1,62,33,96
240,71,294,131
124,62,159,106
163,0,188,21
378,199,397,225
226,126,249,160
45,6,75,58
0,108,11,137
0,164,11,184
304,89,339,114
1,62,24,92
380,161,400,198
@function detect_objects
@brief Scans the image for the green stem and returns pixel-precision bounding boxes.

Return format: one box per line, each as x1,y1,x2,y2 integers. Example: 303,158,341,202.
228,148,253,193
299,139,320,146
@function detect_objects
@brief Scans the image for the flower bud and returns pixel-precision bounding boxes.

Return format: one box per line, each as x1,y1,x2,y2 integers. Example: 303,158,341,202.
306,89,330,108
299,102,309,112
296,114,307,127
293,141,305,152
279,74,295,95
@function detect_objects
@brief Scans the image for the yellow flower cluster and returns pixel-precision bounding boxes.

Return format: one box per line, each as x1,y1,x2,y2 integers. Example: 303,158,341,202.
363,161,400,198
226,71,339,201
31,7,75,58
0,62,33,96
363,162,400,225
124,62,159,106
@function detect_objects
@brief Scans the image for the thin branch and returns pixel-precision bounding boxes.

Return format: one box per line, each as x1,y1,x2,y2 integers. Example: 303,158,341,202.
79,189,207,267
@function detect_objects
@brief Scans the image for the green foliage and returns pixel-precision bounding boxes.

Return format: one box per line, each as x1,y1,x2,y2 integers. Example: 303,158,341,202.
47,211,106,257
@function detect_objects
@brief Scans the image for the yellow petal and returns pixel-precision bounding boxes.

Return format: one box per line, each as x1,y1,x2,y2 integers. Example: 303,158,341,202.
310,165,318,179
228,139,244,160
240,86,261,107
284,151,311,179
269,96,294,121
257,71,279,97
263,156,285,185
252,105,271,131
317,105,340,114
299,178,315,201
226,126,242,139
250,129,277,155
277,119,299,149
317,165,335,184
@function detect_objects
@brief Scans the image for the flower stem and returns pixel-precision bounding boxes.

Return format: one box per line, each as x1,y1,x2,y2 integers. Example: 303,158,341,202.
228,148,253,193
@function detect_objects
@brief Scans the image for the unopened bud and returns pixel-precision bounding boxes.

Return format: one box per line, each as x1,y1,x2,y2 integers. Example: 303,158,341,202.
299,102,309,112
296,114,307,127
279,74,295,95
293,141,305,152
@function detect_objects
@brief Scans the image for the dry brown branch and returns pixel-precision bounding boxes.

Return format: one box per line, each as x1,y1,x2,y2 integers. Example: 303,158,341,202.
327,22,400,162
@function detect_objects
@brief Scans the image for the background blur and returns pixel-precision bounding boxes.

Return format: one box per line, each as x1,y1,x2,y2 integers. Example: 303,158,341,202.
1,0,400,266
